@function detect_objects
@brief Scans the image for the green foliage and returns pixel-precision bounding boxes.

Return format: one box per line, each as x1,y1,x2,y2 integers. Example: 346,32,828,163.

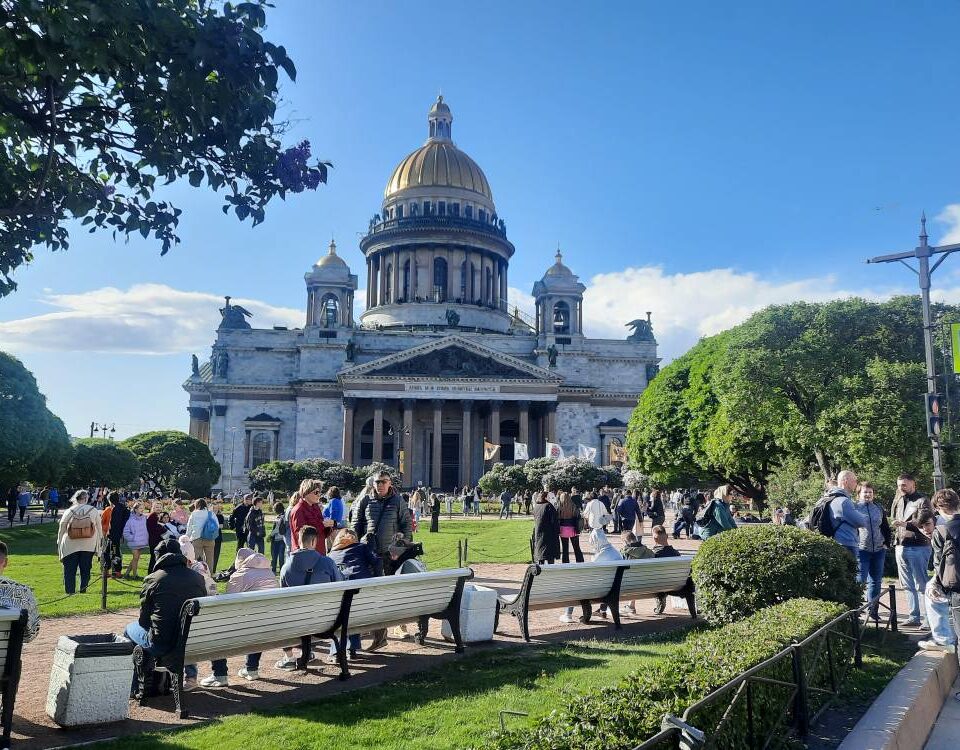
542,457,607,493
599,465,623,489
691,524,862,625
0,0,330,296
64,438,140,488
520,457,556,491
0,352,73,487
491,598,847,750
120,430,220,495
478,463,527,495
248,458,378,495
765,456,826,518
621,469,648,491
247,460,300,493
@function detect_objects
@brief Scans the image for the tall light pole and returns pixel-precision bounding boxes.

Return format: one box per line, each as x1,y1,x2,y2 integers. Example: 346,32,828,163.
227,427,239,494
867,214,960,490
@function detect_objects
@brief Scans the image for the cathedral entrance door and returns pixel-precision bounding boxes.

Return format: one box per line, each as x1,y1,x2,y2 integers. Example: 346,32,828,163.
427,433,461,490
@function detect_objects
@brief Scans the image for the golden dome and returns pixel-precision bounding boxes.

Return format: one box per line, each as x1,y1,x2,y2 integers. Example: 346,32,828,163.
316,238,348,270
383,96,493,202
385,141,492,201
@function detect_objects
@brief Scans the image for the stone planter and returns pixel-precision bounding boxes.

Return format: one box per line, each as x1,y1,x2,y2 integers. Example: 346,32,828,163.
45,633,135,727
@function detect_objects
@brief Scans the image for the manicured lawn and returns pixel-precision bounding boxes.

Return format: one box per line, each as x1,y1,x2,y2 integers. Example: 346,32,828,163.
89,633,685,750
0,519,532,617
414,519,534,567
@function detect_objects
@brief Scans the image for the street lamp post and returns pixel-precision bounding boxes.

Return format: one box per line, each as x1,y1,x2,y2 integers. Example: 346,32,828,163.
227,427,239,494
867,214,960,491
90,421,116,439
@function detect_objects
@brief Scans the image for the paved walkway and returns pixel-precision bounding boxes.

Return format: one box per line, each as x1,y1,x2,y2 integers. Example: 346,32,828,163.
924,677,960,749
13,531,703,749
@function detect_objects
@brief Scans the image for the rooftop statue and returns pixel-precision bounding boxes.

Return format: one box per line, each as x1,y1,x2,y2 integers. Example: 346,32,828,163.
218,295,252,330
626,313,656,342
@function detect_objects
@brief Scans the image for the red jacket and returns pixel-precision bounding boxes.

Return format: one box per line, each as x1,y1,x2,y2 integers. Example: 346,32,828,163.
289,500,329,553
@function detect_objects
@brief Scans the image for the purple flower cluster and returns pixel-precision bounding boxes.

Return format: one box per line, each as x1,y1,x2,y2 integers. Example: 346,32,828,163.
275,140,321,192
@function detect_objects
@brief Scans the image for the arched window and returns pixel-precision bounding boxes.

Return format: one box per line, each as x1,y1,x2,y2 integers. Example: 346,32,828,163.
385,264,392,303
359,419,395,463
433,257,447,302
250,432,272,468
320,293,339,328
553,301,571,334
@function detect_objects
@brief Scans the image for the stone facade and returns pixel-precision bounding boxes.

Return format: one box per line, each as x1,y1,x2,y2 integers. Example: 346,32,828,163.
184,97,658,491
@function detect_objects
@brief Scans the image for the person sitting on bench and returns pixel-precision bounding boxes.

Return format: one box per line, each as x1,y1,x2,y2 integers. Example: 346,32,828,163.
124,539,208,690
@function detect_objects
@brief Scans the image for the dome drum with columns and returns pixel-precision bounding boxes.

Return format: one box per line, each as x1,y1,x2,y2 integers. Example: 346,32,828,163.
185,96,659,493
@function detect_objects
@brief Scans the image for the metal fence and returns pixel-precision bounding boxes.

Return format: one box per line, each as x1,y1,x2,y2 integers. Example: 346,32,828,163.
632,585,900,750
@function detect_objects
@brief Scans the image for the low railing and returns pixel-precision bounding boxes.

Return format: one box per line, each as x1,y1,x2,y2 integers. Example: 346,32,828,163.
363,214,509,240
631,585,901,750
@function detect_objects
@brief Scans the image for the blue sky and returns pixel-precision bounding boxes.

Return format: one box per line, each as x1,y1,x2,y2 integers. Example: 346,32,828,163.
3,0,960,439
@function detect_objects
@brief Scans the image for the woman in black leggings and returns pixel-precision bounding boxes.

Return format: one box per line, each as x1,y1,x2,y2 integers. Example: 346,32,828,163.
557,491,584,563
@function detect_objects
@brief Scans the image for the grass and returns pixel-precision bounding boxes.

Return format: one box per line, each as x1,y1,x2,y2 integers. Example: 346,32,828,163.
0,518,534,617
89,633,685,750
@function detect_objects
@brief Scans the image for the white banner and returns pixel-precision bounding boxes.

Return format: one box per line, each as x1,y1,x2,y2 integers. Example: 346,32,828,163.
546,442,565,459
578,443,597,461
514,441,529,460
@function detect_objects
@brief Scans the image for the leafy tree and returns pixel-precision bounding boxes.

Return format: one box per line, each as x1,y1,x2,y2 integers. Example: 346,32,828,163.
478,463,527,495
0,0,330,295
542,458,607,493
247,459,299,494
622,469,648,491
599,465,624,489
0,352,73,487
521,457,556,492
120,430,219,495
65,438,140,488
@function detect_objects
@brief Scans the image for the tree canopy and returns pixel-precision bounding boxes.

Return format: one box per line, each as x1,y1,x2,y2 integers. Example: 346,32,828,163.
120,430,219,495
64,438,140,488
0,0,329,295
626,296,958,506
0,351,72,488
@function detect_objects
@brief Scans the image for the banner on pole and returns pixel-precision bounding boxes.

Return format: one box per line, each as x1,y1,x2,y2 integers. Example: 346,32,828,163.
577,443,597,461
514,441,529,460
483,440,500,461
952,323,960,374
546,442,565,459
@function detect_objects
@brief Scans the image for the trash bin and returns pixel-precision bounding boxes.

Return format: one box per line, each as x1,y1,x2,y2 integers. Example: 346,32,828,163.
442,583,497,643
46,633,135,726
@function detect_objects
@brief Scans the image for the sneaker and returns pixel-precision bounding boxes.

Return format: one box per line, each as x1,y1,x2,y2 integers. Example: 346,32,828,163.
918,639,957,653
199,674,229,688
653,601,666,615
275,657,298,671
593,608,608,620
559,613,577,624
238,667,258,681
901,617,922,627
620,605,637,615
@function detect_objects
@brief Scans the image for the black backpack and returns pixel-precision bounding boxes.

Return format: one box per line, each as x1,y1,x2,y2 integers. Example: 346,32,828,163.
809,493,841,537
936,517,960,593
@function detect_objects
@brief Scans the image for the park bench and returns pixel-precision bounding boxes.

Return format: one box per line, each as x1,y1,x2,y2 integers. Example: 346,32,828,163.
0,608,28,749
495,557,694,641
134,567,473,717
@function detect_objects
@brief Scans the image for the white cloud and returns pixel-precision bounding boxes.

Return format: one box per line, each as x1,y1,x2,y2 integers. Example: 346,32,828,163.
0,284,303,355
936,204,960,245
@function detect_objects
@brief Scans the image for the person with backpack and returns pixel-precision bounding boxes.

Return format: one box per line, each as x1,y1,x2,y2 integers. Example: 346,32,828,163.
930,489,960,696
808,470,867,561
270,501,289,574
695,486,738,540
244,496,267,553
56,490,103,595
229,494,254,550
891,472,934,627
185,498,219,566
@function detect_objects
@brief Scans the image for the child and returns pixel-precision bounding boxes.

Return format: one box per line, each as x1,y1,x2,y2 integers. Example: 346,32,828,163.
270,501,288,574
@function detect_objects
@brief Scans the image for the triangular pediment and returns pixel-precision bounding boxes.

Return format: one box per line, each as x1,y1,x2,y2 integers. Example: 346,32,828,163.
339,336,559,382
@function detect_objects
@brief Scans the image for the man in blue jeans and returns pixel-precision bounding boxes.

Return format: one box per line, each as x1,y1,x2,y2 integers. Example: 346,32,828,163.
124,539,208,690
891,473,933,627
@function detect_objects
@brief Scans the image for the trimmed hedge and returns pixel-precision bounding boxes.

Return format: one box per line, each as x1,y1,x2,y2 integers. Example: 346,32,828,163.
488,598,847,750
691,524,862,625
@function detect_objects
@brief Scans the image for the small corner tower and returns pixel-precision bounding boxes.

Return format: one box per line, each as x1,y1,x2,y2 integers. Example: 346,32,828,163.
532,247,586,340
305,239,358,328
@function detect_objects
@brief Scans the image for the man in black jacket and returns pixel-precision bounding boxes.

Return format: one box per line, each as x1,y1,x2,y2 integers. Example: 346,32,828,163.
107,492,130,579
229,494,254,550
353,472,412,562
124,539,208,689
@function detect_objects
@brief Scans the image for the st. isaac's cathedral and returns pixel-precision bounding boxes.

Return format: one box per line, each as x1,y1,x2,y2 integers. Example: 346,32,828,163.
184,97,659,492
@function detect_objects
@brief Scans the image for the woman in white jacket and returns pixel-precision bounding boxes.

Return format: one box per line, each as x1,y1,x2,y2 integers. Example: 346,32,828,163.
56,490,103,594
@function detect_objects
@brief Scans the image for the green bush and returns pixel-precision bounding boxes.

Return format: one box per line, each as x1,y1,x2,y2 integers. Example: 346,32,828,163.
489,598,847,750
691,524,862,626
